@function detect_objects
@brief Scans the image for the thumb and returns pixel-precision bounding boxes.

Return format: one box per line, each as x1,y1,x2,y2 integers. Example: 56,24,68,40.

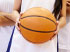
56,21,59,26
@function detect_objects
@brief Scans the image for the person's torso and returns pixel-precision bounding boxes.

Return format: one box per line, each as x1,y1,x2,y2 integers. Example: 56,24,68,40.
10,0,57,52
21,0,55,13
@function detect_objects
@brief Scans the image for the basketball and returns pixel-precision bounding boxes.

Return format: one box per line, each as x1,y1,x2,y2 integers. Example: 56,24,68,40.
19,7,57,44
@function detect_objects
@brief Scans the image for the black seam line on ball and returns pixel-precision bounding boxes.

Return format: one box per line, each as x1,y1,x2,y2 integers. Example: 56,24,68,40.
19,23,56,33
20,15,56,25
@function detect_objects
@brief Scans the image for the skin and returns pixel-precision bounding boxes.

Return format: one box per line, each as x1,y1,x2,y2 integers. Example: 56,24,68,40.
57,0,66,32
0,12,15,26
66,0,70,16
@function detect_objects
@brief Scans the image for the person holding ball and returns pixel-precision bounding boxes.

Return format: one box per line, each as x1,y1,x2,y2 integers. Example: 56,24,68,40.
6,0,66,52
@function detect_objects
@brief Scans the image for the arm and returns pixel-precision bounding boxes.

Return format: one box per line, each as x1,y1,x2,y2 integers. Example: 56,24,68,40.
0,15,15,26
11,0,22,22
58,0,66,29
0,0,22,26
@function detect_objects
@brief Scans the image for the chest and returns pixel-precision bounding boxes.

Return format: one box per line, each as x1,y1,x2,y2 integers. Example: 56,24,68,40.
21,0,55,13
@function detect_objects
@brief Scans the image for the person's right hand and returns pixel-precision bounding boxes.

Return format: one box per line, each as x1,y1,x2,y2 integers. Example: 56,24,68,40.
15,13,24,32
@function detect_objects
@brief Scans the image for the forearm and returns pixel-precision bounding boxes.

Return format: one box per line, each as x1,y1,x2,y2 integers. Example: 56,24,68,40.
59,17,66,29
11,10,20,22
11,0,22,22
0,15,15,26
0,10,20,26
58,0,66,29
0,12,15,22
0,10,20,21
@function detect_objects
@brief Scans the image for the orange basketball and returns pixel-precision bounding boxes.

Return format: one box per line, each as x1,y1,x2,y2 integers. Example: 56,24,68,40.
19,7,57,44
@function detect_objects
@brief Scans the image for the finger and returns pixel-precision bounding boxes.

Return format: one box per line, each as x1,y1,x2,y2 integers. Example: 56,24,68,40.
50,34,56,40
16,25,20,30
15,22,20,30
15,24,20,30
56,21,59,26
54,27,59,35
54,30,58,35
20,13,24,16
50,30,58,40
18,21,20,23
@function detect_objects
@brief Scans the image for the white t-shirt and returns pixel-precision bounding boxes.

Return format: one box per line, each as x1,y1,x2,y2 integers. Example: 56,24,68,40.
58,16,70,50
10,0,57,52
0,0,14,52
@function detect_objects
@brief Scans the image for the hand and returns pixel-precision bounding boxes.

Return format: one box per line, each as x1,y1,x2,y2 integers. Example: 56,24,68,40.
15,13,24,31
15,20,20,31
54,21,60,35
15,14,21,31
50,21,60,40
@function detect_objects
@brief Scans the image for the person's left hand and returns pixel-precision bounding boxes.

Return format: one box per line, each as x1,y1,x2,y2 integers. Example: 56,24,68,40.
15,13,23,32
54,21,60,35
50,21,60,40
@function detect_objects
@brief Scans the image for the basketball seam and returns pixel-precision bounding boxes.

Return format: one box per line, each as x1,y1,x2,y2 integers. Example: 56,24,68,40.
19,15,57,33
20,15,56,25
